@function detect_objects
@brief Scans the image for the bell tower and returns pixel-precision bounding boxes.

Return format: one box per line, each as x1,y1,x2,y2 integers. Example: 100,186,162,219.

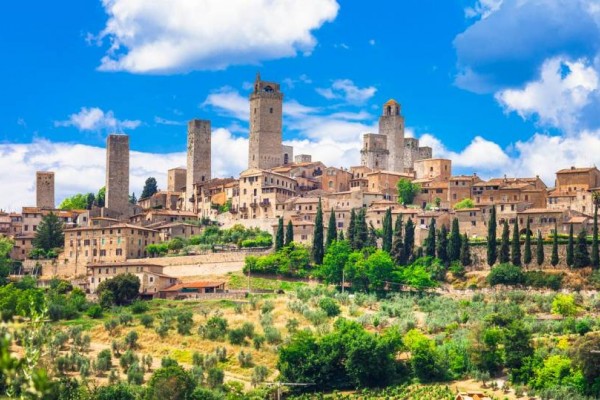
248,73,284,170
379,99,405,172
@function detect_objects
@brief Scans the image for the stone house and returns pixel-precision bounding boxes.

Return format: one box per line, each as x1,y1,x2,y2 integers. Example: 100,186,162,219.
87,262,178,297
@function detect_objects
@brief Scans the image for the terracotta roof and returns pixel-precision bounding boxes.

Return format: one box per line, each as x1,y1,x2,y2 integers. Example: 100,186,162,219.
384,98,399,105
568,217,589,224
65,223,159,233
518,208,563,214
87,261,164,268
557,167,597,174
454,208,481,212
161,281,225,292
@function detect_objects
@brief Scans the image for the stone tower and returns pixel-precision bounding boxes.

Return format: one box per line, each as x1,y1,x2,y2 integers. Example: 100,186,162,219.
379,99,405,172
105,134,130,216
360,133,389,170
248,73,283,170
167,168,186,192
186,119,211,211
36,171,55,209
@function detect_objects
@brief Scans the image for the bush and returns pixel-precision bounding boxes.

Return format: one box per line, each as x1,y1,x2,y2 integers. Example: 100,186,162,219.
86,304,103,319
177,311,194,335
251,365,269,386
119,313,134,326
140,314,154,328
264,326,282,344
523,271,563,290
487,264,524,286
207,368,225,389
237,350,253,368
318,297,341,317
146,365,195,400
124,330,139,350
97,273,141,307
200,316,228,340
127,362,144,385
130,300,150,314
228,328,247,345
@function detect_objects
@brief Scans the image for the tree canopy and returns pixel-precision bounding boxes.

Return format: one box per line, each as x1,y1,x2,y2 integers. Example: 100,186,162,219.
396,179,420,205
96,273,140,307
141,177,159,199
33,213,64,252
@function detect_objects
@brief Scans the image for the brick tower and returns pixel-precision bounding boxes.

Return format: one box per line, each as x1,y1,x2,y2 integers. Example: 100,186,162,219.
186,119,211,211
248,73,283,170
105,134,130,215
379,99,405,172
36,171,55,209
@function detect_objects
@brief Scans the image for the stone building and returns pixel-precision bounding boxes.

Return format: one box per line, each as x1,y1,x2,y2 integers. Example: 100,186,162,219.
236,168,298,220
186,119,211,211
167,167,186,192
321,167,352,193
137,191,181,211
248,73,283,170
548,167,600,214
105,134,130,216
414,159,452,182
366,170,413,200
361,133,389,171
380,99,405,172
403,138,432,172
87,262,178,297
295,154,312,163
36,171,55,209
282,145,294,165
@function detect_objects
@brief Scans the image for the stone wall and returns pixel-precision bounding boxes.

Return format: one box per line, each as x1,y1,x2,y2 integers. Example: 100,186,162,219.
168,168,186,192
470,243,571,269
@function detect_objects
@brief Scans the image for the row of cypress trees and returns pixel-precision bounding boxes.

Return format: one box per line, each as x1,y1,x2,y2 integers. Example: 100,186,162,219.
485,204,600,269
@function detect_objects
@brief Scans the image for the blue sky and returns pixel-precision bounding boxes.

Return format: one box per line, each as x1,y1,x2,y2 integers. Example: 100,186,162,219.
1,0,600,210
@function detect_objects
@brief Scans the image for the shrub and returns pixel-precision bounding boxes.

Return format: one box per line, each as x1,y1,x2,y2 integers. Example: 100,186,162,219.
130,300,150,314
177,311,194,335
161,357,179,368
264,326,282,344
140,314,154,328
215,346,227,362
253,335,265,350
575,318,592,336
200,316,228,340
124,330,139,350
552,294,578,318
156,322,169,338
192,352,204,367
127,362,144,384
318,297,341,317
104,319,119,334
120,350,138,373
240,322,255,339
119,313,134,326
523,271,563,290
261,300,275,314
228,328,247,345
207,368,225,389
487,264,524,286
237,350,253,368
86,304,103,319
95,349,112,375
251,365,269,387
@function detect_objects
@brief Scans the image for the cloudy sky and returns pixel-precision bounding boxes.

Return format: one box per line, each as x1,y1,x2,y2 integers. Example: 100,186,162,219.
2,0,600,210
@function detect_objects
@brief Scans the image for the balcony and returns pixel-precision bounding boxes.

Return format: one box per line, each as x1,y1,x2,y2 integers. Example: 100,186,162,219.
239,206,248,213
250,202,258,209
260,199,271,207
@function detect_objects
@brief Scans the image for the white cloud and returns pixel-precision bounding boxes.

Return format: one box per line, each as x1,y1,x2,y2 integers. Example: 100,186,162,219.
55,107,141,132
496,57,599,132
465,0,504,19
369,39,376,46
202,88,249,121
154,116,184,126
96,0,339,73
316,79,377,104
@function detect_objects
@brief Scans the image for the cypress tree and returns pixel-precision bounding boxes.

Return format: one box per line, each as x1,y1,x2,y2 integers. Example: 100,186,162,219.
382,208,393,252
500,220,510,264
592,203,599,269
536,230,544,266
353,208,368,250
487,205,498,266
523,218,532,265
567,223,574,267
275,217,284,251
448,218,461,262
391,216,404,265
326,208,337,248
425,218,436,258
574,229,590,268
33,212,64,252
347,209,356,247
511,218,521,266
285,220,294,246
402,218,415,265
367,222,378,248
551,221,559,266
312,198,324,265
437,224,449,265
460,233,472,267
338,230,345,241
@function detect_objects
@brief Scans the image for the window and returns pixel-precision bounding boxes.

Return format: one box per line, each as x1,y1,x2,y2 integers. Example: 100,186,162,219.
269,107,273,113
471,221,476,226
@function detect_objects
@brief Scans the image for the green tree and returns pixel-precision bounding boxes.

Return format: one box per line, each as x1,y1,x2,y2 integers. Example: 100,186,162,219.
96,274,140,307
453,198,475,210
402,218,415,265
536,230,545,266
86,193,95,210
320,240,351,286
460,234,472,267
353,208,368,250
390,216,403,265
312,198,324,265
396,178,420,205
425,218,436,258
382,208,393,253
146,365,195,400
365,250,394,291
285,220,294,246
436,224,449,265
347,209,356,246
504,321,534,384
58,194,88,210
33,213,64,252
448,218,461,262
141,177,158,199
574,229,590,268
551,294,578,318
275,218,284,251
511,218,521,266
551,222,559,266
499,220,510,264
326,208,337,248
487,205,498,266
592,197,599,269
129,192,137,205
95,186,106,207
523,218,532,265
567,223,574,267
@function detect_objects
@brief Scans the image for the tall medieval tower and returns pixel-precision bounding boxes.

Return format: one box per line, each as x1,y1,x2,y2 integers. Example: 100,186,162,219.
105,134,130,216
248,73,283,170
36,171,55,209
379,99,405,172
186,119,211,211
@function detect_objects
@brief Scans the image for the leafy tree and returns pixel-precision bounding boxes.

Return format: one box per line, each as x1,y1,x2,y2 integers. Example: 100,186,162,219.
436,224,449,265
58,194,88,210
536,230,545,266
504,321,534,383
403,329,443,382
567,223,574,267
318,297,341,317
572,333,600,396
487,264,524,286
511,218,521,266
487,205,498,266
141,177,158,199
353,208,368,250
448,218,461,262
551,221,559,266
86,193,95,210
531,355,584,391
382,208,393,253
347,209,356,246
96,273,140,307
95,186,106,207
367,222,378,248
275,218,284,251
33,213,64,252
312,198,324,265
285,219,294,246
499,220,510,264
574,229,590,268
460,234,472,267
323,209,338,249
523,218,532,265
390,216,403,265
397,178,420,205
129,192,137,205
146,366,195,400
365,250,395,291
402,218,415,264
552,294,578,318
321,240,351,286
453,198,475,210
425,218,436,258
